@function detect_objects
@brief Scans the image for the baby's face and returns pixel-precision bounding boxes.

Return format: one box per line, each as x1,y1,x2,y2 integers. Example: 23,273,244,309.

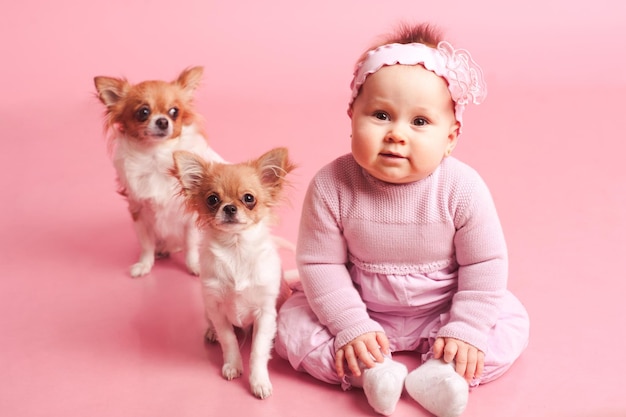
350,64,459,184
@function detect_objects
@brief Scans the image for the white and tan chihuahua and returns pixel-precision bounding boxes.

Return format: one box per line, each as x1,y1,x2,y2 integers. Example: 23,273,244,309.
94,67,223,277
171,147,295,399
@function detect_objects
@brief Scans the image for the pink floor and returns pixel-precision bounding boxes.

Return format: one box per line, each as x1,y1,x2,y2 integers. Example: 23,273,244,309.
2,1,626,416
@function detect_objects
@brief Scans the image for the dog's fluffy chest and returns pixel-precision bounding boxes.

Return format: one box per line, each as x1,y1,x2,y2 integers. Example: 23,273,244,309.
113,125,211,203
117,149,177,203
201,231,282,328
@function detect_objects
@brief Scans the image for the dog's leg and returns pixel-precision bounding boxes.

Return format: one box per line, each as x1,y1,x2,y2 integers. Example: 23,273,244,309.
248,307,278,399
130,214,156,277
204,317,217,342
210,313,244,381
184,220,201,276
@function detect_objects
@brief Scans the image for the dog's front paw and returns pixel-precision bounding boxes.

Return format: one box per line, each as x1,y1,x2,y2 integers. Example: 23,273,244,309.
222,362,243,380
204,326,218,343
250,377,273,399
186,260,200,276
130,261,153,277
185,248,200,276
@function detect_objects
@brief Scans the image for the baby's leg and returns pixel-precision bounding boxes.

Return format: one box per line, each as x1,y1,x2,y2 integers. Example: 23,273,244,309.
352,358,408,416
476,291,530,384
275,291,342,384
405,359,468,417
276,292,408,415
406,291,530,416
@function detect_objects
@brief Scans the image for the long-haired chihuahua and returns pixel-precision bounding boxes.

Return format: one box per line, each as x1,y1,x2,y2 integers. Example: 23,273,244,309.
94,67,223,277
171,147,295,399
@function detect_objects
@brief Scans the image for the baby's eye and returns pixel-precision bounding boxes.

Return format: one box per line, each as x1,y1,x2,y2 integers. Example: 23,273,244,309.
412,117,428,126
135,106,151,122
206,194,220,208
168,107,179,120
373,111,389,121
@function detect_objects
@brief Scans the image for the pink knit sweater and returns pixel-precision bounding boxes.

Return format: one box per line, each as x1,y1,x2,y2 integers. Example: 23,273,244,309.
296,154,508,353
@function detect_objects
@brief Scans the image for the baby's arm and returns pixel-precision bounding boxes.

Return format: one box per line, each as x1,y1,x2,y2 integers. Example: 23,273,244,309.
433,337,484,382
335,332,390,378
297,173,385,365
438,174,508,356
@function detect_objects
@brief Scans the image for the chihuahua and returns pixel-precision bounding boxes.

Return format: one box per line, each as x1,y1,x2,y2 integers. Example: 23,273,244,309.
94,67,223,277
171,147,295,399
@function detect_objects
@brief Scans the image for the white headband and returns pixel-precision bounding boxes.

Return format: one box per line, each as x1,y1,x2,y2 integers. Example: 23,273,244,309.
349,41,487,128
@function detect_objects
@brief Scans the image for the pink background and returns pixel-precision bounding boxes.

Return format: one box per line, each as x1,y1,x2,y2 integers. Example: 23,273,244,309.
1,0,625,416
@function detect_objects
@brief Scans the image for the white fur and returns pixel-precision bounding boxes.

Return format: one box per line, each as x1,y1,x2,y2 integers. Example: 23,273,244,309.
113,124,223,277
200,218,283,399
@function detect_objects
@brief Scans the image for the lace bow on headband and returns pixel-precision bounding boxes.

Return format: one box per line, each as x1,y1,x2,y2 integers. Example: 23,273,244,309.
349,41,487,128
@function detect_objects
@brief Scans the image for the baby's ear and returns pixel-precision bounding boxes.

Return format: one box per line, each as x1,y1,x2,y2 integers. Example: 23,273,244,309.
445,120,460,155
171,150,207,195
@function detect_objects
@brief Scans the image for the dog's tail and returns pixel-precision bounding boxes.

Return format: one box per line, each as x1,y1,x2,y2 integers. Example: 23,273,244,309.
272,235,296,252
272,235,300,288
283,268,299,283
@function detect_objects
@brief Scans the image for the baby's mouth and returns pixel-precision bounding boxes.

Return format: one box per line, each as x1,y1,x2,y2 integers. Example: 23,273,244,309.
380,152,404,159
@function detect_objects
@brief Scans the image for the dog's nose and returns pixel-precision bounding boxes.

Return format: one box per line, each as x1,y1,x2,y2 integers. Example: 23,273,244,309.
156,117,169,130
223,205,237,215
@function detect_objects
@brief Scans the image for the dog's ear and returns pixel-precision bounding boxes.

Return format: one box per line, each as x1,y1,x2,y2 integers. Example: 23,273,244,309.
93,76,128,106
175,66,204,99
255,147,295,194
171,150,207,196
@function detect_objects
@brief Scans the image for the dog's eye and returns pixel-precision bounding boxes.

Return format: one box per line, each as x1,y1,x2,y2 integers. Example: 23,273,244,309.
169,107,179,120
206,194,220,207
136,106,151,122
242,193,256,209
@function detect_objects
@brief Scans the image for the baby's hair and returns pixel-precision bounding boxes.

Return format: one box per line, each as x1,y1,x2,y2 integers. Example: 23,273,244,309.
356,22,444,66
381,22,443,48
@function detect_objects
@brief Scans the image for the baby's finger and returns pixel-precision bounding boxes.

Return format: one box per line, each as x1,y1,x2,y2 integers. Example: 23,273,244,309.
450,344,465,374
355,341,376,368
443,340,459,364
432,338,445,359
376,333,391,356
364,339,385,364
345,346,363,376
464,349,477,381
475,351,485,379
335,349,346,378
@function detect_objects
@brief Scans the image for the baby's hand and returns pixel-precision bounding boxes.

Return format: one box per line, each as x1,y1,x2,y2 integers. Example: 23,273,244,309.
335,332,389,378
433,337,484,382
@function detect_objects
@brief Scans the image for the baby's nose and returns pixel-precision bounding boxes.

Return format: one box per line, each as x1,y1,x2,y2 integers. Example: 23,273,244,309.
385,125,407,143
